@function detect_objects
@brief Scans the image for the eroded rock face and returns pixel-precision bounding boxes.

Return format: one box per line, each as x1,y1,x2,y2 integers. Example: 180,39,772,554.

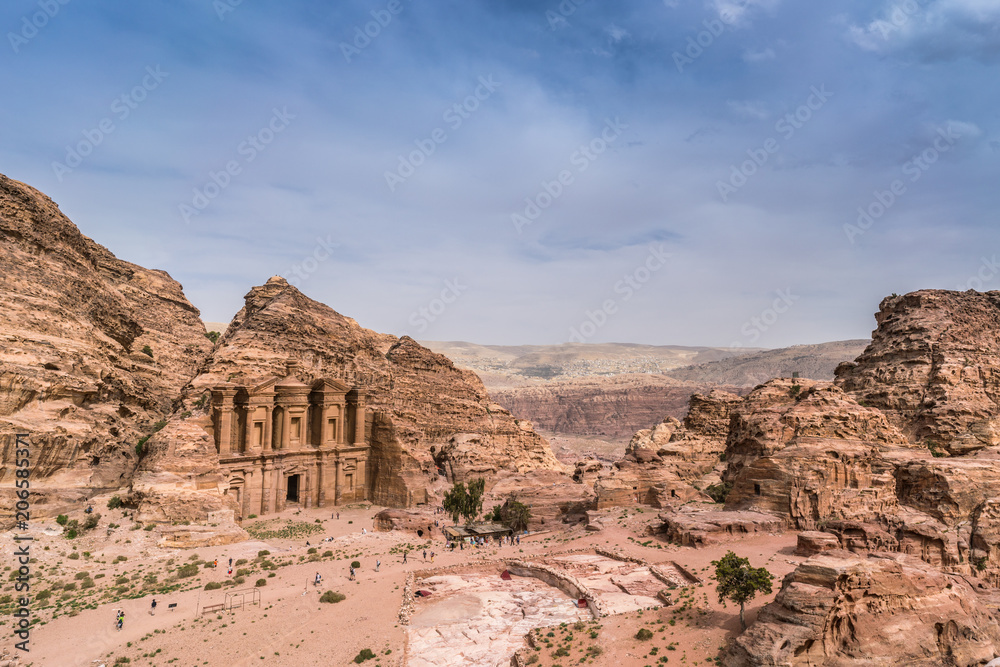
0,174,212,523
722,379,911,485
836,290,1000,455
594,390,739,508
726,551,1000,667
165,277,565,511
654,507,785,547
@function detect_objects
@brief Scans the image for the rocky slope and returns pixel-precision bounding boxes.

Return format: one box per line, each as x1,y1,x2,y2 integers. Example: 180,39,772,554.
0,174,212,523
131,277,566,517
727,551,1000,666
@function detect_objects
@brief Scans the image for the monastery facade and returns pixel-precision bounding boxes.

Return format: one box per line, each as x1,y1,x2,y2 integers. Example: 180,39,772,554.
210,375,370,518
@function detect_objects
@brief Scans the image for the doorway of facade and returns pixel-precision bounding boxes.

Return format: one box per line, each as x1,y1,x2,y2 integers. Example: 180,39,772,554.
286,474,300,503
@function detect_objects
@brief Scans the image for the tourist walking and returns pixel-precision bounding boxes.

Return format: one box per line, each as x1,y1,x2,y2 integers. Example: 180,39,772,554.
314,572,322,587
403,551,407,564
349,565,356,581
150,599,156,616
422,550,426,561
375,559,380,572
116,610,124,631
228,557,233,567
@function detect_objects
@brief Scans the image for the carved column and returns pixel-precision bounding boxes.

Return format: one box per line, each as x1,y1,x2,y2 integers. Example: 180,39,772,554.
316,456,325,508
212,387,238,455
282,408,292,450
261,465,273,515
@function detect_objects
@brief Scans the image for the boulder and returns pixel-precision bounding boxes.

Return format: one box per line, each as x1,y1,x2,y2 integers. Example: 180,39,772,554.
794,531,840,557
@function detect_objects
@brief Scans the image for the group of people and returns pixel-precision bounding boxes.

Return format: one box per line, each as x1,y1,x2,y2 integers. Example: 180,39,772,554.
114,609,124,631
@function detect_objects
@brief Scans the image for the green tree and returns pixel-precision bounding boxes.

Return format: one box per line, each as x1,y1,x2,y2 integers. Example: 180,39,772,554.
489,496,532,532
712,551,774,630
443,478,486,524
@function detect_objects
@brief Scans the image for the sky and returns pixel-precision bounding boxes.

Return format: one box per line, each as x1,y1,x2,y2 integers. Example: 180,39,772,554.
2,0,998,348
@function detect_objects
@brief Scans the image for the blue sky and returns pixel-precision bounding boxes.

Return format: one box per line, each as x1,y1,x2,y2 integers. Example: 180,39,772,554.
2,0,998,347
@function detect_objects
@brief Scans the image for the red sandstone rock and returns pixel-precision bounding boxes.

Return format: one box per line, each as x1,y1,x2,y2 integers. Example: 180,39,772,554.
0,174,213,525
794,531,840,557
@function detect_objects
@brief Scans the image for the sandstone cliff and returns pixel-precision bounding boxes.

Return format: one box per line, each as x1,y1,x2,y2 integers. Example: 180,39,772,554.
836,290,1000,455
0,174,212,523
136,277,565,514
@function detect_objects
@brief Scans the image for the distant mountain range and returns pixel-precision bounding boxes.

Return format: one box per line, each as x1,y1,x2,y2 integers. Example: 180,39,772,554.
419,339,872,449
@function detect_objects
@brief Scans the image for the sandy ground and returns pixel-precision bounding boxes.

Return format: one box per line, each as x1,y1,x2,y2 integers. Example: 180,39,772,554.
0,503,801,667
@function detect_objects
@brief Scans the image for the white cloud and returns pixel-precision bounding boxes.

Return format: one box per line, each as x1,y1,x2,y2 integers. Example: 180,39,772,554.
605,23,630,43
849,0,1000,61
742,47,776,61
727,99,769,119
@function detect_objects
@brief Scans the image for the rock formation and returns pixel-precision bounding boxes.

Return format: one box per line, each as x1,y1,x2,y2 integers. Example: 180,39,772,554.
726,551,1000,666
128,276,566,520
593,389,741,508
0,174,212,524
836,290,1000,455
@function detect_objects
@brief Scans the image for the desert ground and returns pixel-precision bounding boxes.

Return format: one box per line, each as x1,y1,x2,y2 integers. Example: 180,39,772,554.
1,502,799,667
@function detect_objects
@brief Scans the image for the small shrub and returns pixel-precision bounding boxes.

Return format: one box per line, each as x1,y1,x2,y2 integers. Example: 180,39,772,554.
144,523,155,531
83,513,100,531
67,552,80,560
107,496,123,510
177,564,199,578
141,345,153,358
56,515,68,526
114,555,127,563
635,628,653,640
706,482,733,504
255,578,267,587
205,582,222,590
320,591,345,604
350,561,361,569
64,528,78,539
307,547,317,554
353,648,376,663
323,550,333,558
235,558,248,566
